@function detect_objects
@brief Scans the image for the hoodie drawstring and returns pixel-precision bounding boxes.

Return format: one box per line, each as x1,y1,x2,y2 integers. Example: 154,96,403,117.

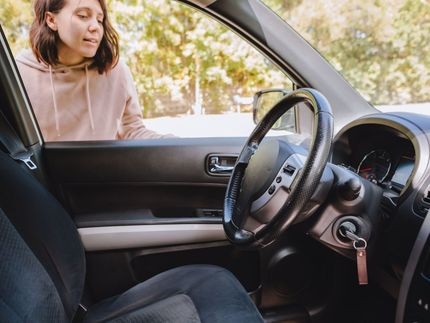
48,65,95,137
85,65,95,133
49,65,61,137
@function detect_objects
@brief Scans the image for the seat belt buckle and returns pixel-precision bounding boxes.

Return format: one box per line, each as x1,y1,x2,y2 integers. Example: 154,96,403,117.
12,152,37,170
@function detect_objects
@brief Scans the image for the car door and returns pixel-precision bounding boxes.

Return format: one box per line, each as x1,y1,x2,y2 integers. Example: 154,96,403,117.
1,0,298,302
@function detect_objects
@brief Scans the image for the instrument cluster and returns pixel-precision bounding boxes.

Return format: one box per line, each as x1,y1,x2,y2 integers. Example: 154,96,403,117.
332,124,415,194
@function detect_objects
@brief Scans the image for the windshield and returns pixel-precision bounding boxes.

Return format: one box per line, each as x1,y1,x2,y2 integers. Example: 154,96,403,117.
264,0,430,113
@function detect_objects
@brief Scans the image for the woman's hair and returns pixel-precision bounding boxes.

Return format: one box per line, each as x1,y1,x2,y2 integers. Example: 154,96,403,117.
30,0,119,73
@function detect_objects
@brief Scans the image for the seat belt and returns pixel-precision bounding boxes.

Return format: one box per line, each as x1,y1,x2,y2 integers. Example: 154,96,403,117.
0,110,37,170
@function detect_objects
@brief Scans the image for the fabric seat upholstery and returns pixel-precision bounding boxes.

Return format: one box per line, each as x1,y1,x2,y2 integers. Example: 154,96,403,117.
0,149,263,322
84,265,262,323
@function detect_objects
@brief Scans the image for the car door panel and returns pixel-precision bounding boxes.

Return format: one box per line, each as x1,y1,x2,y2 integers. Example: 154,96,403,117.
44,137,244,221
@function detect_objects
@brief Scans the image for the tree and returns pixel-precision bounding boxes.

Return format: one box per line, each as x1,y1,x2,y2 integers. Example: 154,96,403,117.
265,0,430,105
3,0,428,113
0,0,32,54
111,0,290,117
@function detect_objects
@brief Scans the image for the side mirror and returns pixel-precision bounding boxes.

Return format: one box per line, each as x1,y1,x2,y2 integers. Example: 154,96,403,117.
253,89,296,131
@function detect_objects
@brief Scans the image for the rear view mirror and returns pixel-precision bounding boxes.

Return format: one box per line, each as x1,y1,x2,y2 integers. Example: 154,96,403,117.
253,89,296,131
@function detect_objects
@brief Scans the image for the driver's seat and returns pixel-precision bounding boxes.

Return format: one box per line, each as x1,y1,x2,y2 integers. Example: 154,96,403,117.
0,149,263,323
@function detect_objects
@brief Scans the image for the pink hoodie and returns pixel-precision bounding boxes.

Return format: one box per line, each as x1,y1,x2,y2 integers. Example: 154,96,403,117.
16,50,169,141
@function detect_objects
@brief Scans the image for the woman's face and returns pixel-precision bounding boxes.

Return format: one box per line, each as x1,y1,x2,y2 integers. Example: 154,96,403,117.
46,0,104,65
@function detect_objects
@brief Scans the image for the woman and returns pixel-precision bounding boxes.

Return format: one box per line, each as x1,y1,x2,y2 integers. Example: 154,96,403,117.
16,0,170,141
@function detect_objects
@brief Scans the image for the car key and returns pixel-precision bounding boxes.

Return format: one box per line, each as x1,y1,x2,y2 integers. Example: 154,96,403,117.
353,237,368,285
338,222,369,285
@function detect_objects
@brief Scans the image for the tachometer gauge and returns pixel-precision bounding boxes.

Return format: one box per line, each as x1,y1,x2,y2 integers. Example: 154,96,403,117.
357,149,392,184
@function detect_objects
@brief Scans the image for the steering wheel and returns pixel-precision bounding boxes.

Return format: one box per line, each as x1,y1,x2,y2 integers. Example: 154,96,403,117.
223,88,333,247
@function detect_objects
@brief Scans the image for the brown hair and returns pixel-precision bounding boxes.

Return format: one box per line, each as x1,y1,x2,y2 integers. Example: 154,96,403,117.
30,0,119,73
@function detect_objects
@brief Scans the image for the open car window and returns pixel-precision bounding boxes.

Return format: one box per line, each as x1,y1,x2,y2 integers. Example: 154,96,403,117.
2,0,295,141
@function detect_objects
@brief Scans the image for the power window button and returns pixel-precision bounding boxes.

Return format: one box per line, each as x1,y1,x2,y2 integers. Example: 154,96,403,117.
268,185,276,195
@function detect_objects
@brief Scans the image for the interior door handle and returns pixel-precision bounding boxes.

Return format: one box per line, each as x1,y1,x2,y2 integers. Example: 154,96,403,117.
210,163,234,173
207,155,237,175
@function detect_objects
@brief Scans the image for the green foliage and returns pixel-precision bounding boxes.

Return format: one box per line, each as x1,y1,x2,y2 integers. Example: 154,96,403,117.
1,0,291,117
265,0,430,105
110,0,291,116
2,0,428,114
0,0,32,54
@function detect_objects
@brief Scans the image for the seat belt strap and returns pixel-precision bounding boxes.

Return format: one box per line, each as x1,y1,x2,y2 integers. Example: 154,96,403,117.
0,110,37,170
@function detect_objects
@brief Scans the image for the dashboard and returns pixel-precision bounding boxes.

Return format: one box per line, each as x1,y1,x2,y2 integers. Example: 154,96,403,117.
330,112,430,322
332,123,416,195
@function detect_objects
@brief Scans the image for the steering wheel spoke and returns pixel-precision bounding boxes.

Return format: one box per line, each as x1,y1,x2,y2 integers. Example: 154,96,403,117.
249,153,306,223
236,142,259,165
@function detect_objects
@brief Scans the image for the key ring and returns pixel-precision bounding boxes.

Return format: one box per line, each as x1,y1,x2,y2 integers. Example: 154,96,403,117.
353,238,367,250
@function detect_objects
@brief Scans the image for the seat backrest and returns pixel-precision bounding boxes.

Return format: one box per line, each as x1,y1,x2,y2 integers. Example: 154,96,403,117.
0,150,85,321
0,208,68,321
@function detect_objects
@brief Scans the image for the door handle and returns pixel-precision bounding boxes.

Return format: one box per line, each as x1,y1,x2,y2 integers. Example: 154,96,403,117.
210,162,234,173
207,155,237,175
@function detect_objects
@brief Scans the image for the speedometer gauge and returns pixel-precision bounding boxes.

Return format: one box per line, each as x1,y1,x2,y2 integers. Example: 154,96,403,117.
357,149,392,184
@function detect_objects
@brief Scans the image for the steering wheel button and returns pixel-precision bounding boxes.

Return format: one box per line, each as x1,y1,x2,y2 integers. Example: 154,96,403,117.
283,164,296,176
268,185,276,195
276,176,282,183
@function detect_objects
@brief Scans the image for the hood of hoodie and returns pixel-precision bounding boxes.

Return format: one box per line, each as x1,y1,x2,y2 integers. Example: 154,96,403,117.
16,49,94,73
16,49,96,137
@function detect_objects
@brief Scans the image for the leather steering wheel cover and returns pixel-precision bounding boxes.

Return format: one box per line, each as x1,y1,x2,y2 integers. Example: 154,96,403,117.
223,88,333,247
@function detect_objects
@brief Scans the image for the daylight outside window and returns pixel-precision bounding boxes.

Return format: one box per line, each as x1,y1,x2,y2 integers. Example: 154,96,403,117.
264,0,430,115
4,0,427,139
1,0,294,139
